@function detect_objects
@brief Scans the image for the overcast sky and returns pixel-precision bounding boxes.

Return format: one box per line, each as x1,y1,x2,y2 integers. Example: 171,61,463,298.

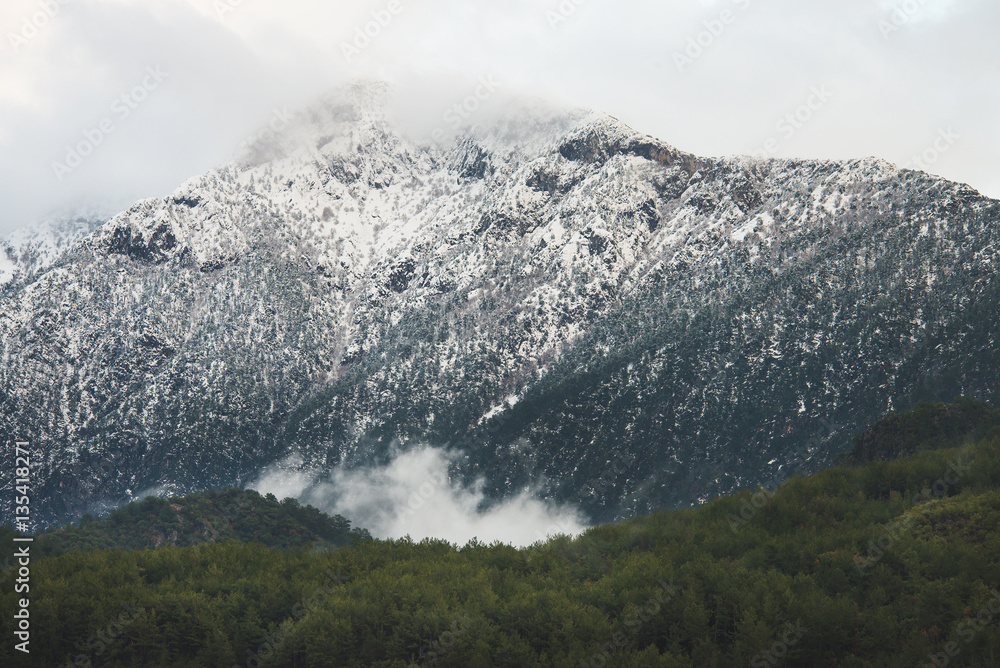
1,0,998,233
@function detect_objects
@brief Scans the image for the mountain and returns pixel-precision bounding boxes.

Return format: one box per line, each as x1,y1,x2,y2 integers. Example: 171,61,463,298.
0,211,108,287
3,401,1000,666
2,81,999,528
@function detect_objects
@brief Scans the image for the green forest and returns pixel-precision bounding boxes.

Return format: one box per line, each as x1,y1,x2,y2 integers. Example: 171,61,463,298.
31,488,372,558
3,400,1000,667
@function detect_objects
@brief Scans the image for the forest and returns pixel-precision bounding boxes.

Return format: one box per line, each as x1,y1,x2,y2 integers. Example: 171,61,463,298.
1,399,999,667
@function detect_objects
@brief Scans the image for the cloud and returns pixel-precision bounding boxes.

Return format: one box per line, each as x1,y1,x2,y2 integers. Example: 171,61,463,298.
2,0,999,234
252,445,588,547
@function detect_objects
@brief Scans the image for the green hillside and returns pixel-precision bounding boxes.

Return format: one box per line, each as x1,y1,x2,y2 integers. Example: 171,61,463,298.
847,397,1000,463
32,488,371,558
2,401,999,667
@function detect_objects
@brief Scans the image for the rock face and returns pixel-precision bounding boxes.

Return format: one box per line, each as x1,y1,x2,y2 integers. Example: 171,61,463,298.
2,81,999,527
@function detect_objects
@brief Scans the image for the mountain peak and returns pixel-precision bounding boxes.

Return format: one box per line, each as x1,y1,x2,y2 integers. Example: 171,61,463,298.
3,83,999,529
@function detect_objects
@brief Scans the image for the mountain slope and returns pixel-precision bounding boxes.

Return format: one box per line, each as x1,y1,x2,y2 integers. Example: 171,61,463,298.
1,81,998,527
848,397,1000,463
0,211,108,287
3,402,1000,667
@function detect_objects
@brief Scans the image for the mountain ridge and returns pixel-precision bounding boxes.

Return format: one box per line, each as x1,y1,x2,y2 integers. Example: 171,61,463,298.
2,81,998,528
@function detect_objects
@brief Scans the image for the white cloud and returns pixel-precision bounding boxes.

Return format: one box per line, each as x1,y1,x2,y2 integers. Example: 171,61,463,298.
2,0,999,233
252,446,588,547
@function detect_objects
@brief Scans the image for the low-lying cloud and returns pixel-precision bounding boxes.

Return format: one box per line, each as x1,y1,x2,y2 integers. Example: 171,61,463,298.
252,445,588,546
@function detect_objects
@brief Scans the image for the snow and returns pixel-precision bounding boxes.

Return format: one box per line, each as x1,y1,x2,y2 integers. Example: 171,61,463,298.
0,213,108,286
3,80,998,528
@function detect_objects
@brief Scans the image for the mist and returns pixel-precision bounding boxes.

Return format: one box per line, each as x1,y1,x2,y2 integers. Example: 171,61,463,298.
3,0,1000,234
251,445,589,547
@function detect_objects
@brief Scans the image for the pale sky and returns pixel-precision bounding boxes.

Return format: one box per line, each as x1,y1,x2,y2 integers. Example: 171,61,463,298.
1,0,998,233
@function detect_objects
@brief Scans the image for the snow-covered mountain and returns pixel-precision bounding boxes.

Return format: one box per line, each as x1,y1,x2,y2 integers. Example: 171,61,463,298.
2,81,998,527
0,212,108,287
